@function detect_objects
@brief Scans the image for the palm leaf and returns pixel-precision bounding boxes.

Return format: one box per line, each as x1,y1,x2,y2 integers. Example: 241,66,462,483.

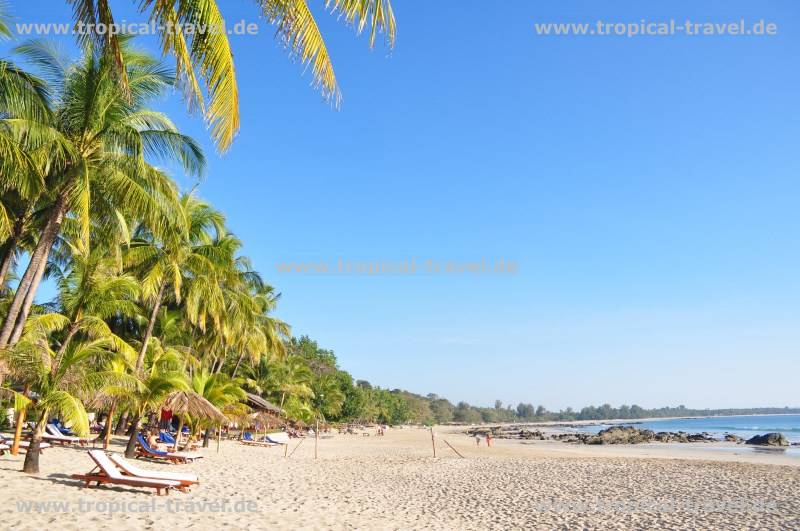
326,0,396,48
260,0,340,106
38,390,90,436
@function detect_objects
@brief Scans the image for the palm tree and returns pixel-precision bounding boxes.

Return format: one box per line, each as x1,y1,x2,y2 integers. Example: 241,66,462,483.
312,373,346,420
263,355,315,415
0,40,203,349
243,352,316,420
124,194,227,374
1,318,137,473
66,0,397,152
121,336,190,457
51,246,140,362
186,369,246,447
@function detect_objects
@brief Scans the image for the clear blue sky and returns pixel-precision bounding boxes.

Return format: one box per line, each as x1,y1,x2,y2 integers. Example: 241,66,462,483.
3,1,799,410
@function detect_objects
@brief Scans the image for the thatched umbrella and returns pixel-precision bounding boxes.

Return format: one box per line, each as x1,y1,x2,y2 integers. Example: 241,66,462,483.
163,391,228,451
244,393,284,415
249,410,285,439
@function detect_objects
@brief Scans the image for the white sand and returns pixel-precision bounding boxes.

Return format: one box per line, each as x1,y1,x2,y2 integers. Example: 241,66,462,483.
1,426,798,530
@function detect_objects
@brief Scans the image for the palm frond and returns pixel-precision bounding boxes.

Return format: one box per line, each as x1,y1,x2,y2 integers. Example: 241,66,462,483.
259,0,340,106
326,0,396,48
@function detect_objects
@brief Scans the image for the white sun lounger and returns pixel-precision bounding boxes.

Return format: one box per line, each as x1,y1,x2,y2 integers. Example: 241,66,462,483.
108,453,199,491
265,432,290,445
45,424,96,446
0,435,51,453
72,450,181,495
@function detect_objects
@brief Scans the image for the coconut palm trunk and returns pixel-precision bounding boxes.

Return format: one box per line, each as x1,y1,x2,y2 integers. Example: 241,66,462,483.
103,403,115,449
124,413,142,458
231,352,245,378
0,237,17,289
22,409,50,473
0,191,69,348
0,212,29,289
114,411,129,435
135,283,165,372
52,322,80,370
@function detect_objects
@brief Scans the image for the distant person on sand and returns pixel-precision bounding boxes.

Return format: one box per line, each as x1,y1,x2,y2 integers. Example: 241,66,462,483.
486,433,492,447
475,435,482,446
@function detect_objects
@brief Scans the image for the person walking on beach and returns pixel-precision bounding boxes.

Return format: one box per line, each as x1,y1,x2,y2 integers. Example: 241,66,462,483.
486,433,492,447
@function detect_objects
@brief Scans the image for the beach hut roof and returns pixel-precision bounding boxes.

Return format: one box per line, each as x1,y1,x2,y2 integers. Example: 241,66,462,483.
245,392,284,414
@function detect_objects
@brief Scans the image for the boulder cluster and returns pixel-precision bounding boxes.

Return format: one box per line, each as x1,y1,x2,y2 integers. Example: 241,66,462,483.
466,425,794,446
745,432,789,447
554,426,718,445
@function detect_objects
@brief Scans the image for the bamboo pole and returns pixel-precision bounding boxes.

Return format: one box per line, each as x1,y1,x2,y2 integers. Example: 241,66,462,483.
284,440,288,458
11,384,30,456
430,426,436,457
216,424,221,453
10,406,26,456
315,419,319,459
443,439,465,458
287,438,304,458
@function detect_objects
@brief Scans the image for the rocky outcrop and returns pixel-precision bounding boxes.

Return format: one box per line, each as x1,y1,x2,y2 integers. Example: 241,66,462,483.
466,425,547,440
552,426,717,445
467,424,727,445
550,433,589,443
584,426,655,444
653,431,716,443
724,434,744,443
745,433,789,447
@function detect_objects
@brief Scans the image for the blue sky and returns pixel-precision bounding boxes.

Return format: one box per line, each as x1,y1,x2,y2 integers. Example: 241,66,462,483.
2,1,799,409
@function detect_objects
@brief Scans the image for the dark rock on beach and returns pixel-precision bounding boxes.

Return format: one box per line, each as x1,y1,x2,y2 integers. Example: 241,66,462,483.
467,424,726,445
746,433,789,447
585,426,655,445
554,426,717,445
466,425,547,440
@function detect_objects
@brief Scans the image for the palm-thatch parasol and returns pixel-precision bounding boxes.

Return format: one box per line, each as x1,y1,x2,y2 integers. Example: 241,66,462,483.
163,391,228,451
244,392,284,415
249,410,285,439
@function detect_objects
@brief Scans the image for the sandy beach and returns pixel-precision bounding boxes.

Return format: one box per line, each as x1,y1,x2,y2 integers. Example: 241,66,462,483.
2,426,798,530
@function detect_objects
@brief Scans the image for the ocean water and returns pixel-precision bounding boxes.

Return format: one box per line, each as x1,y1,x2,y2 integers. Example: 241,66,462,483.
581,414,800,443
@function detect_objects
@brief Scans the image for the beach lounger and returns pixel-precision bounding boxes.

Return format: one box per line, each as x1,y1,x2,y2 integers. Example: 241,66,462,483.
159,431,176,445
240,431,273,447
0,435,51,454
265,432,290,445
108,453,199,492
135,433,201,463
44,424,96,446
161,430,199,451
52,420,76,436
72,450,180,495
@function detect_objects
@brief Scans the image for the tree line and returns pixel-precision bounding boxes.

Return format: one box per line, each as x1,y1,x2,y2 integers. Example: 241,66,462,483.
262,337,800,426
